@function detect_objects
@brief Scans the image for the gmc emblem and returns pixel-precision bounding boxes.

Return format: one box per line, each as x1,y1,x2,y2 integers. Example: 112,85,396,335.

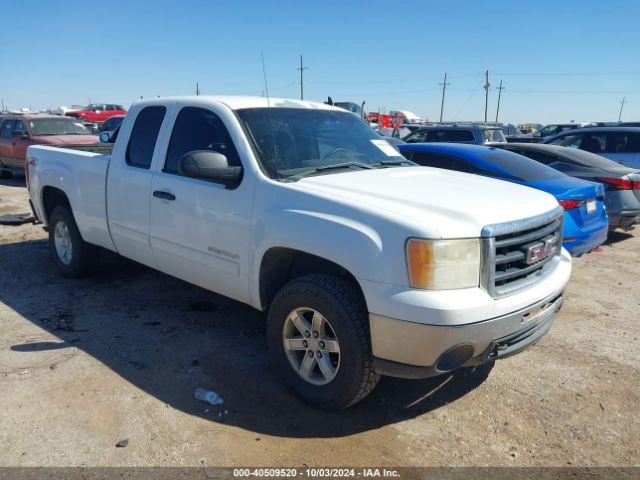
524,236,559,265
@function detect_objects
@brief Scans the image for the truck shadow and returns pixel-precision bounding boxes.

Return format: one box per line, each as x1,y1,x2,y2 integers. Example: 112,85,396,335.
0,237,493,438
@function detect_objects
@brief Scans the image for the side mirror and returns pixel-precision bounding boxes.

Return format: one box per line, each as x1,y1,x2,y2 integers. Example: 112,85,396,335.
99,132,112,143
178,150,242,188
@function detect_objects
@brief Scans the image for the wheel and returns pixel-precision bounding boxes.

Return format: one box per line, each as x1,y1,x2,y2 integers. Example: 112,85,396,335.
0,169,12,179
267,273,379,409
48,205,98,278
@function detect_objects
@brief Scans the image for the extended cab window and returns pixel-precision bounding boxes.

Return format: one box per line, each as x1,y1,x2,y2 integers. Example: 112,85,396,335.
164,107,241,174
126,106,167,169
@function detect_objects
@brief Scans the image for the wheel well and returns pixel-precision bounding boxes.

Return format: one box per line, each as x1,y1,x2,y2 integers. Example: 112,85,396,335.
259,248,365,310
42,187,70,222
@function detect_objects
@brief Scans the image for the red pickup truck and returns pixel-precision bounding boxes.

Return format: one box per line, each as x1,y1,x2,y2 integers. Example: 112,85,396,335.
65,103,127,123
0,114,98,177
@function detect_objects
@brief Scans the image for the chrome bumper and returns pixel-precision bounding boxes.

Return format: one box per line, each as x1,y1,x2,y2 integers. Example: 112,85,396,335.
371,291,564,379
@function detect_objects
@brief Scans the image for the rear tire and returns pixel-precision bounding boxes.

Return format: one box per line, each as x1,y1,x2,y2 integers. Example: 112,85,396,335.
0,169,12,179
48,206,98,278
267,273,379,409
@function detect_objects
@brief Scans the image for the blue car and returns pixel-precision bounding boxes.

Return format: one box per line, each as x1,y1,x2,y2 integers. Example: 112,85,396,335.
399,143,608,256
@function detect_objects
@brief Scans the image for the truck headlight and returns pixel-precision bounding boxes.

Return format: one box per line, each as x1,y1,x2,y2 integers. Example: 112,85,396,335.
406,238,480,289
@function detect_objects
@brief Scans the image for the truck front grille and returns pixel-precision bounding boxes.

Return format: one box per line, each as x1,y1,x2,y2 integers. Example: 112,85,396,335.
481,208,564,298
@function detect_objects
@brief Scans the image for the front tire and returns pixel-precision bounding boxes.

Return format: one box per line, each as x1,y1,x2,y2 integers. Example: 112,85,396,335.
267,273,379,409
48,206,98,278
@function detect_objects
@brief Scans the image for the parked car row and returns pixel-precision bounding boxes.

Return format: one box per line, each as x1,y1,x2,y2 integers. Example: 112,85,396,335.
0,114,98,177
402,124,507,145
398,143,609,256
375,122,640,243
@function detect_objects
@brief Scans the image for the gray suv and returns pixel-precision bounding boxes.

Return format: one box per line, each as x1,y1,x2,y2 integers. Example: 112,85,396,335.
543,127,640,169
403,124,506,144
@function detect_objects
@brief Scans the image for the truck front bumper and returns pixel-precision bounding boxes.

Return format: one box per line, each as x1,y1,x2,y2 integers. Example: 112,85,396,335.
362,248,571,379
371,291,563,379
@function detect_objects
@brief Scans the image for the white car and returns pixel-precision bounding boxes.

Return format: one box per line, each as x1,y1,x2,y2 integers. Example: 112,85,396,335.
26,95,571,408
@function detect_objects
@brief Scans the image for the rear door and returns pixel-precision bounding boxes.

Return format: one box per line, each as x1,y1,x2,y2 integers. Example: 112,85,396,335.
106,104,171,267
148,104,254,303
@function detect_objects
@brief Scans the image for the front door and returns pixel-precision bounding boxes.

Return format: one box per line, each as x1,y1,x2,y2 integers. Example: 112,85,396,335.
149,105,253,304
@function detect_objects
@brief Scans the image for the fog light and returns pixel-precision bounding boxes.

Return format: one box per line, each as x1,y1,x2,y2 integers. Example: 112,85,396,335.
436,344,474,372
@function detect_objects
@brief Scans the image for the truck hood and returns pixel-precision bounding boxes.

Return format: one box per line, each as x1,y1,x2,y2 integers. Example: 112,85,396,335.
31,135,99,145
296,167,560,238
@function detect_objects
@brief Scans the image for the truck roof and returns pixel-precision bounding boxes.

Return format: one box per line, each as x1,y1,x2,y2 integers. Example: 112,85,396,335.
133,95,342,112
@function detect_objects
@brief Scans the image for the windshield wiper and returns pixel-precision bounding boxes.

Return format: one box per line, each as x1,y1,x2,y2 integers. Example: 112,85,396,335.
314,161,374,172
284,161,375,182
371,159,416,167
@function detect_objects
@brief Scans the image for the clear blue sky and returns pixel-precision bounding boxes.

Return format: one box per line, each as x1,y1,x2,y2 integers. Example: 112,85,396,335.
1,0,639,123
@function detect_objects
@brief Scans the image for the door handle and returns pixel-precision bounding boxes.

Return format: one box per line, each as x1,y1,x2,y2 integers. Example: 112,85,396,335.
153,190,176,201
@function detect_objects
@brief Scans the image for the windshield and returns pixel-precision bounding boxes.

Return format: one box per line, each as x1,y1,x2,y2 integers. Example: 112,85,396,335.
29,118,91,136
481,149,565,182
237,108,407,179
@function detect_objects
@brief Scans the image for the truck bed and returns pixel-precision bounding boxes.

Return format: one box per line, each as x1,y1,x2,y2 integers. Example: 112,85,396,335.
27,145,115,251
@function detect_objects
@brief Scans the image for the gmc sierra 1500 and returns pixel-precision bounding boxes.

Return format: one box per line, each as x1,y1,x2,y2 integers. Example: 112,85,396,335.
27,96,571,408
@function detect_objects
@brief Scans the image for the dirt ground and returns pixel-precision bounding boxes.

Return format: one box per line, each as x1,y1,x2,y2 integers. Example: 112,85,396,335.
0,176,638,468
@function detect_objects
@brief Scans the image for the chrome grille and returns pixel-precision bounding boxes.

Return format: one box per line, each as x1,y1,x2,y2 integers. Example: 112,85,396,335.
481,207,564,298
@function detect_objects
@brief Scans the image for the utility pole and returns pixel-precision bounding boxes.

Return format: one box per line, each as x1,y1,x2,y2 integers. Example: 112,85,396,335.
196,82,200,96
618,96,626,122
439,73,450,122
495,80,505,122
483,70,490,122
297,54,309,100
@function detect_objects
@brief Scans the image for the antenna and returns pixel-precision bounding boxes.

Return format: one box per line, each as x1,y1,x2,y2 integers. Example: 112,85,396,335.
260,52,271,106
619,96,627,122
439,73,450,122
260,52,280,180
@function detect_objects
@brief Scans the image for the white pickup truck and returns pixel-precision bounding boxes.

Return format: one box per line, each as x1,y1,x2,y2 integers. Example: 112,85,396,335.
26,96,571,408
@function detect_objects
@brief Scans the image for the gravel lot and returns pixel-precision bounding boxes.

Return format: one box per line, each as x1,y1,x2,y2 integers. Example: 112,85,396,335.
0,176,638,467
